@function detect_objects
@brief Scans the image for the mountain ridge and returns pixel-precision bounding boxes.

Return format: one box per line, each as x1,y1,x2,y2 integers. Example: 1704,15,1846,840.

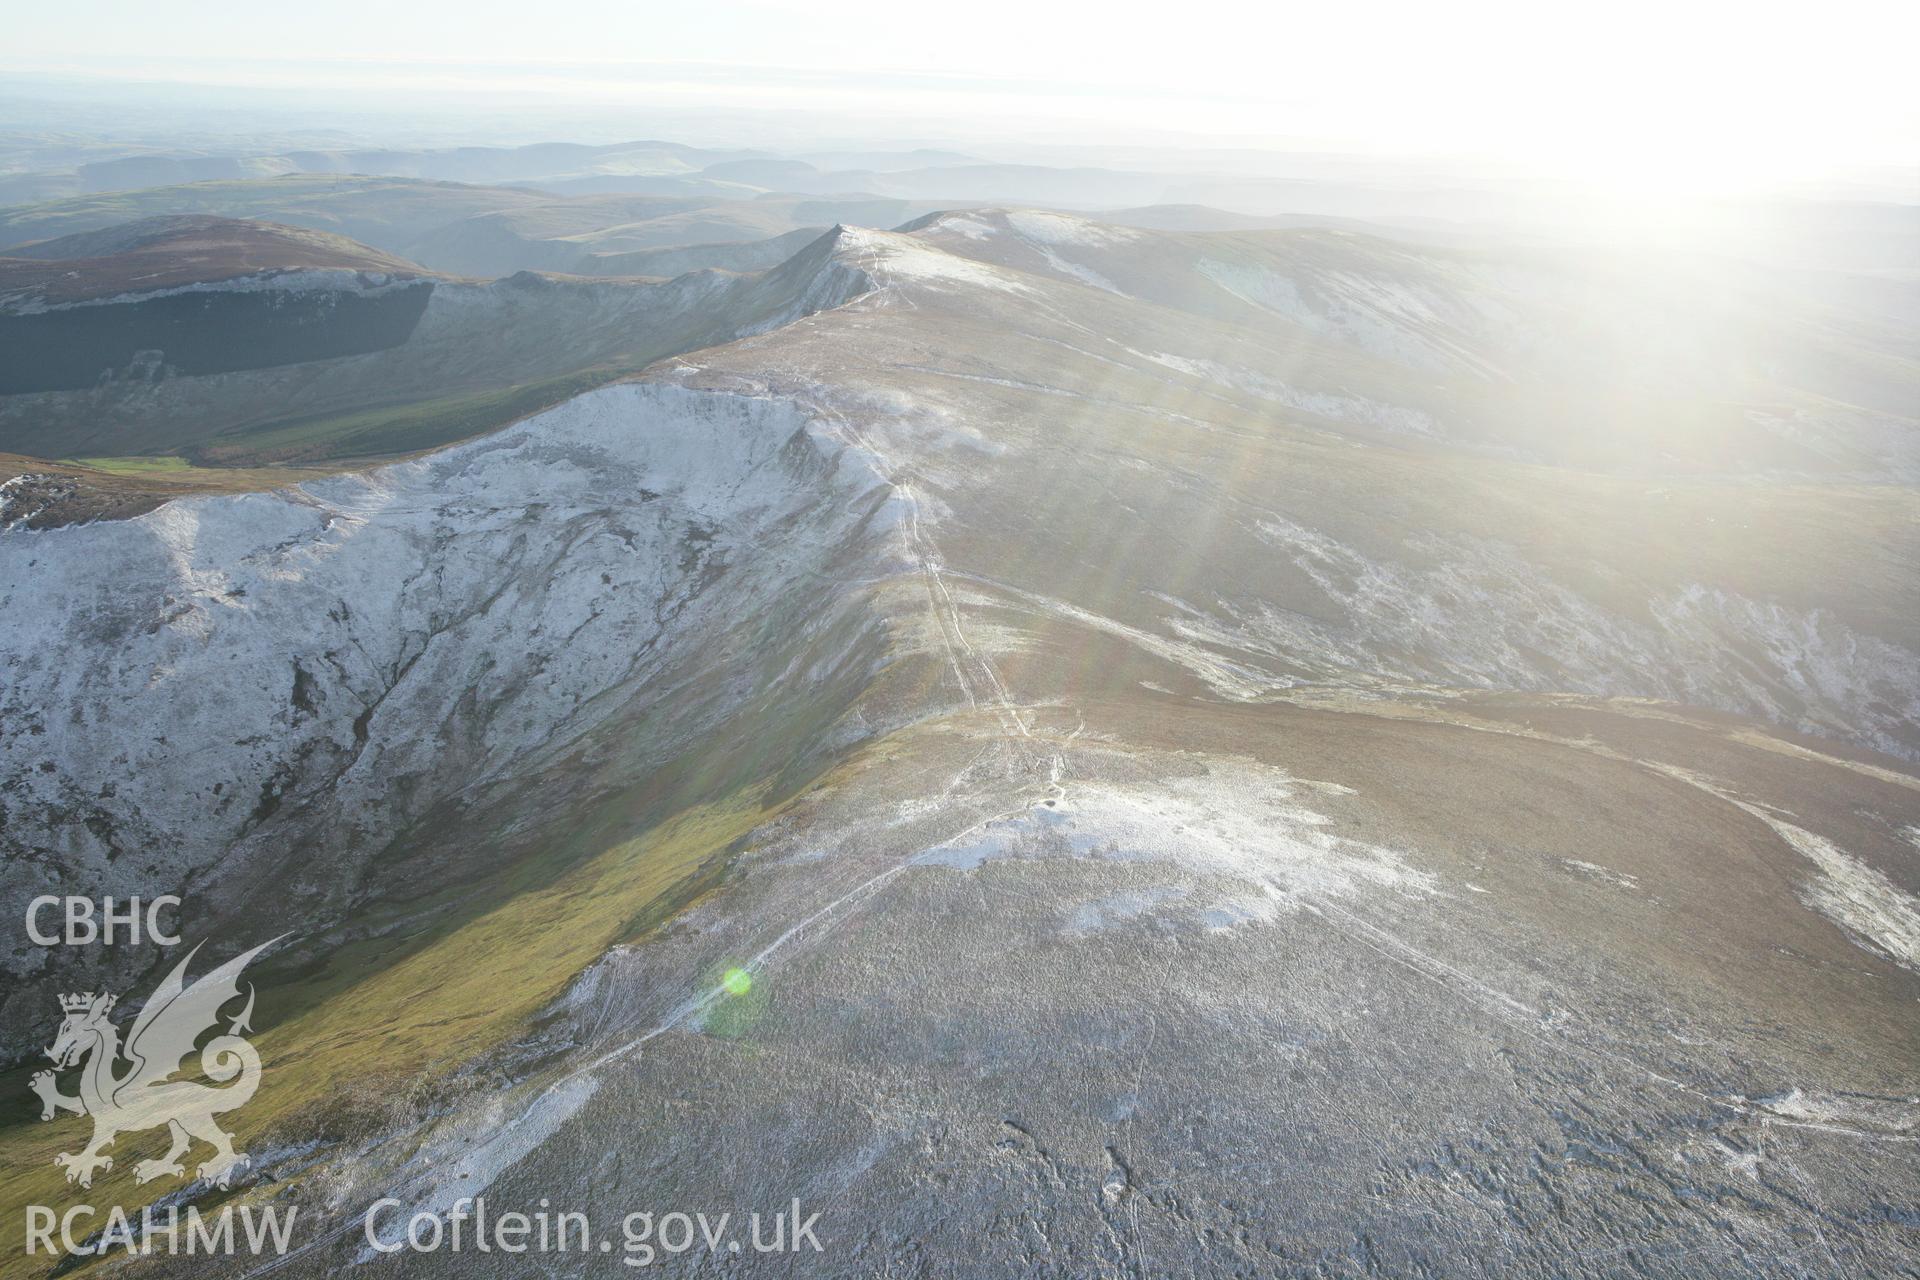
1,202,1916,1274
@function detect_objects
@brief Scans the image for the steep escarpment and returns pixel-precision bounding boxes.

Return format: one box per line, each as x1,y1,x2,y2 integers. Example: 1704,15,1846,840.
0,214,427,302
0,277,435,394
0,225,874,462
0,380,906,1057
0,215,441,395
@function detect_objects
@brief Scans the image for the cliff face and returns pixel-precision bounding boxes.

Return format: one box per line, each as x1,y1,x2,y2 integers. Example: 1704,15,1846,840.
0,227,875,461
0,274,434,393
0,215,444,394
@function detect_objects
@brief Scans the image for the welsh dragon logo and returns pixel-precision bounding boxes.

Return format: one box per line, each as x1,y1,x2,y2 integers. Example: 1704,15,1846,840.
31,937,281,1191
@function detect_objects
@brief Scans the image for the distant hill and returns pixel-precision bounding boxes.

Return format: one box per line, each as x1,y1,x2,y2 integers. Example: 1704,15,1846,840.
0,216,440,395
0,214,428,306
405,193,951,277
0,139,773,205
0,218,864,460
0,175,554,258
0,177,953,279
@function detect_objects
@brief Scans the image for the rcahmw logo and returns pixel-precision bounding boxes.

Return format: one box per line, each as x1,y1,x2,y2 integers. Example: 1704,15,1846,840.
27,936,284,1192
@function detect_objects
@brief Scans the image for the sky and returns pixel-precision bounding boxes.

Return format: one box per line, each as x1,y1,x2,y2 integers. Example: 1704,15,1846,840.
7,0,1916,192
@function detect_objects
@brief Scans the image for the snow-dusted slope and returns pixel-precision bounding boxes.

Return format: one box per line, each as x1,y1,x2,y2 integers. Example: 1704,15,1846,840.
0,380,897,1028
1166,519,1920,759
2,213,1917,1278
903,209,1920,476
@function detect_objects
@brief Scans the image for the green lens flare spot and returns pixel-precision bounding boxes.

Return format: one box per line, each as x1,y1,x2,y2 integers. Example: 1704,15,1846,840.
721,968,752,997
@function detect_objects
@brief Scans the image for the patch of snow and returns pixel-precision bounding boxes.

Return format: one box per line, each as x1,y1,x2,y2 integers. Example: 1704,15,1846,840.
356,1074,600,1261
8,268,425,316
1197,258,1507,377
1004,211,1141,249
836,226,1034,297
984,212,1135,294
918,759,1435,912
1063,886,1188,935
1135,350,1440,437
1561,859,1640,891
1648,764,1920,971
1650,586,1920,759
933,215,997,241
0,474,50,528
1747,1087,1920,1137
1161,517,1920,760
1760,818,1920,971
1034,248,1123,294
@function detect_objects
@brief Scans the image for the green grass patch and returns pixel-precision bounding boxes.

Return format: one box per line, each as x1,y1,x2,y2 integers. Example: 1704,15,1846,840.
0,786,767,1242
0,526,882,1251
67,455,196,475
193,366,642,468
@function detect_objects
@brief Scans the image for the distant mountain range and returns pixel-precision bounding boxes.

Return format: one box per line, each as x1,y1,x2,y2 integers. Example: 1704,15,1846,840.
0,133,1764,232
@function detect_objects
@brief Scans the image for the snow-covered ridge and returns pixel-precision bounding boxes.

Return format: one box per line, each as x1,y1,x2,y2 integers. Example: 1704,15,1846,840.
902,209,1137,295
833,225,1036,296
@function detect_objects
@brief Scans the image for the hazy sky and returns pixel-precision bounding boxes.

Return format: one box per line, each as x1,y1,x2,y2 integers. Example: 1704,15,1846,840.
8,0,1915,188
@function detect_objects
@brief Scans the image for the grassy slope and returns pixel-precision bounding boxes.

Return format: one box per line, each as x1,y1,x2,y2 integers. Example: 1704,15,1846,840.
0,453,338,527
2,360,662,524
68,456,192,475
0,551,889,1257
187,363,643,467
0,784,770,1242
